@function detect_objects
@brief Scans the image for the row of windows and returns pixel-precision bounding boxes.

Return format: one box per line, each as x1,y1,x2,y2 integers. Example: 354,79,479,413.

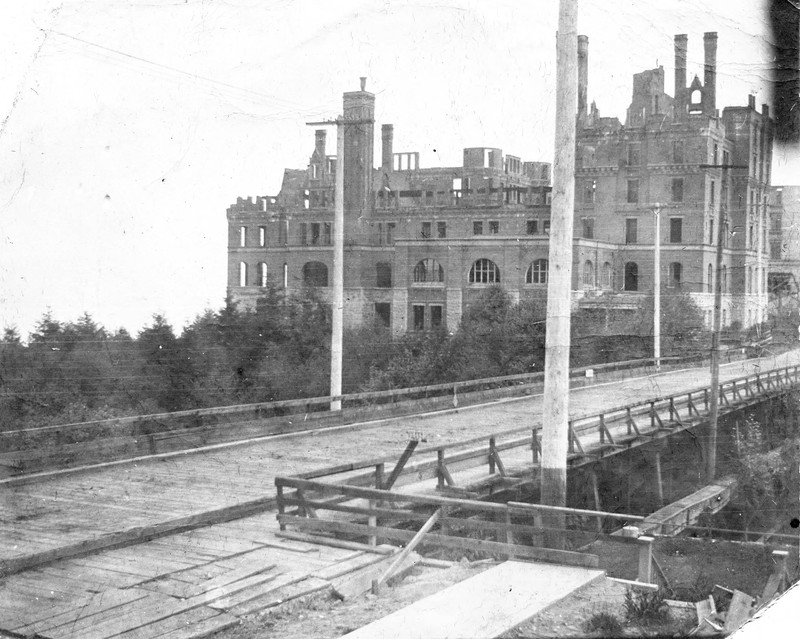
624,217,683,244
621,141,729,167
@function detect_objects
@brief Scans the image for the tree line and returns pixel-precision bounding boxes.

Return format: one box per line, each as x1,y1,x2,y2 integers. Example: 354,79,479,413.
1,286,710,430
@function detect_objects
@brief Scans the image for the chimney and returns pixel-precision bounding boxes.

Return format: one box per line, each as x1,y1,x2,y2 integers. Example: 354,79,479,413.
314,129,326,158
762,104,770,117
674,34,688,111
381,124,394,170
749,94,756,110
703,32,717,116
578,35,589,121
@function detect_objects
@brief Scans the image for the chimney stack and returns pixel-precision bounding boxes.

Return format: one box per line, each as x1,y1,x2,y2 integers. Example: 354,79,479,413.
381,124,394,170
703,32,718,116
578,35,589,121
749,94,756,110
314,129,326,158
674,34,688,110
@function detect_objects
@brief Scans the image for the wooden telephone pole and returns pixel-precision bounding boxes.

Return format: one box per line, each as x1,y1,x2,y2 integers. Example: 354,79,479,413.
541,0,579,524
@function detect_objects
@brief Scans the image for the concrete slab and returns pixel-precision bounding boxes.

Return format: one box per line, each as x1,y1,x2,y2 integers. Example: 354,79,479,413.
341,560,605,639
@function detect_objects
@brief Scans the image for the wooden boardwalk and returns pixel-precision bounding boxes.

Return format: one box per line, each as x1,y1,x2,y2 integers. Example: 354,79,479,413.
2,351,796,576
0,351,797,637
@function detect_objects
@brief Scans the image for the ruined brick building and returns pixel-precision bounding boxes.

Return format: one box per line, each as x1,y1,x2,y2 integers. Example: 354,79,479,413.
227,32,773,334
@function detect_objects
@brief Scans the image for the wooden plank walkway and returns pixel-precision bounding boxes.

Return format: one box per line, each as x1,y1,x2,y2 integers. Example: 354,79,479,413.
341,560,605,639
2,351,796,577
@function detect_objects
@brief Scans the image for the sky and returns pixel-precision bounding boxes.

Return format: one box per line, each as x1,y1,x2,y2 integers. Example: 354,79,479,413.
0,0,793,338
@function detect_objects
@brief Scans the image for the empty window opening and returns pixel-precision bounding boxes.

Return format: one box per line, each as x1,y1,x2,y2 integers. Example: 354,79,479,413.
543,220,551,234
239,226,247,247
375,303,391,327
473,221,484,235
421,222,432,239
430,305,443,329
437,221,447,239
488,221,500,234
258,262,268,287
413,258,445,283
469,259,500,284
669,218,683,243
583,260,594,287
603,262,613,288
259,226,266,247
627,179,639,204
669,262,682,288
584,179,596,204
625,218,638,244
582,218,594,239
413,305,425,331
324,222,332,245
671,178,684,203
239,262,247,287
527,259,549,285
708,264,713,293
376,262,392,288
283,263,288,288
624,262,639,291
526,220,538,235
302,261,328,287
672,140,684,164
310,223,321,245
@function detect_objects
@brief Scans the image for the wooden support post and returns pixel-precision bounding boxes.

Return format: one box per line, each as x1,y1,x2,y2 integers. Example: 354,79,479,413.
653,452,664,508
277,483,286,531
368,500,377,547
489,437,496,474
590,470,602,533
637,536,655,584
437,449,445,489
504,509,514,546
383,440,419,491
531,429,540,465
373,509,441,595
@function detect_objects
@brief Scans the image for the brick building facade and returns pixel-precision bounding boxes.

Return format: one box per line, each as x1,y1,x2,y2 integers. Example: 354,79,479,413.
227,32,773,334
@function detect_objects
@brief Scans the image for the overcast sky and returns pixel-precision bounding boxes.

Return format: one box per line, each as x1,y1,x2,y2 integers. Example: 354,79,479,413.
0,0,793,338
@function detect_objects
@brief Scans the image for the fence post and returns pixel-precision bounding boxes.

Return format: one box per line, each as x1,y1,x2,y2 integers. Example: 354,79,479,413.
489,437,496,474
637,536,655,584
276,483,286,531
453,384,458,408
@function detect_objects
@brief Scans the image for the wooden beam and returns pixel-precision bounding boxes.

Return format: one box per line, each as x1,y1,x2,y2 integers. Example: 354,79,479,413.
381,440,419,490
373,509,441,593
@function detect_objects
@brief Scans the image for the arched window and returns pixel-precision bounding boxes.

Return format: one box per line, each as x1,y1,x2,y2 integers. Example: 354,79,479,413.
469,259,500,284
302,261,328,287
413,259,444,283
691,89,702,104
708,264,713,293
239,262,247,287
258,262,268,287
603,262,613,289
624,262,638,291
669,262,682,289
283,263,288,288
376,262,392,288
583,260,594,287
526,259,549,285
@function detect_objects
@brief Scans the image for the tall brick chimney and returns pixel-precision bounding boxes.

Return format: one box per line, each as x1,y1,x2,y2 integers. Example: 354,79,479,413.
381,124,394,170
703,32,718,117
674,34,688,112
578,35,589,122
314,129,326,158
342,78,375,235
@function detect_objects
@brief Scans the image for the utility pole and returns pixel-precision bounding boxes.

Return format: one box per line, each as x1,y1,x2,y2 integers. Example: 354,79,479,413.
541,0,579,525
700,163,747,482
651,203,663,372
307,112,373,411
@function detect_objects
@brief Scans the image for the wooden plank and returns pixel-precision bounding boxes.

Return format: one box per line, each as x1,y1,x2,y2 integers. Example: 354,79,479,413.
275,531,397,555
374,510,440,591
723,590,754,633
278,515,600,568
335,552,420,600
205,570,307,610
227,577,332,617
110,606,228,639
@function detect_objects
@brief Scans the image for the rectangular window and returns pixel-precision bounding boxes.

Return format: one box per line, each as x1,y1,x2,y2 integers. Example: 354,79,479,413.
489,221,500,234
473,221,484,235
413,305,425,331
709,219,715,245
310,222,320,245
386,222,395,245
421,221,431,239
303,189,310,210
669,217,683,243
671,178,684,203
582,218,594,239
278,220,287,245
723,150,730,166
323,222,332,245
625,218,638,244
239,226,247,247
627,179,639,204
669,262,683,288
430,305,443,329
258,226,266,247
298,222,307,245
627,144,640,166
584,179,596,204
437,221,446,239
526,220,538,235
710,181,715,207
672,140,684,164
375,303,391,327
713,143,719,165
543,220,551,234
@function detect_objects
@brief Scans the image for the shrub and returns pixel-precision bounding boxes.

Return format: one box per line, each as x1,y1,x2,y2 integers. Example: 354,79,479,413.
623,588,669,626
583,611,623,635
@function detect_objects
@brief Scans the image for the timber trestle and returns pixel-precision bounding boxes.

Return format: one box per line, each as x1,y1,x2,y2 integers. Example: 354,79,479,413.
275,364,800,569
